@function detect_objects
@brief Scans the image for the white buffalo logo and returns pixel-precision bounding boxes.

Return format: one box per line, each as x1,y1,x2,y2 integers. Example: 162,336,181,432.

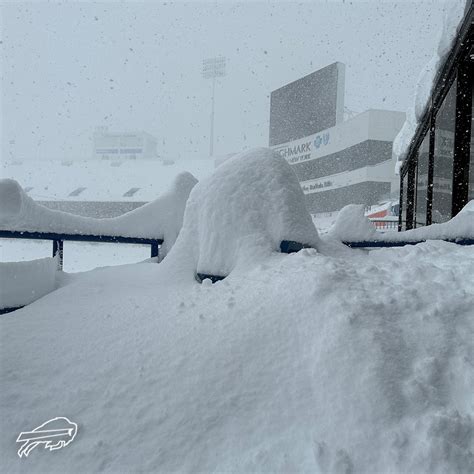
16,417,77,458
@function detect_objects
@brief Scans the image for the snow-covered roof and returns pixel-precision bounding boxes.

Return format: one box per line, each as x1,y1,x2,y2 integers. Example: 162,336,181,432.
393,1,471,173
0,158,215,202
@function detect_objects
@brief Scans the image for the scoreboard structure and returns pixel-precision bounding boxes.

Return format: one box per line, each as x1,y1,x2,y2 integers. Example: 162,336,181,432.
269,62,345,147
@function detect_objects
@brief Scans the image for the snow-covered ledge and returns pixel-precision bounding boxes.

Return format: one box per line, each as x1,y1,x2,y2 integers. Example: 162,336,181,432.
326,201,474,245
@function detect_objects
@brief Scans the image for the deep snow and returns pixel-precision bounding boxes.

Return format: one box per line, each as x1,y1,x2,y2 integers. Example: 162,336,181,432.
327,201,474,242
1,148,473,473
0,240,473,473
328,201,474,243
168,148,320,278
327,204,377,242
0,256,57,309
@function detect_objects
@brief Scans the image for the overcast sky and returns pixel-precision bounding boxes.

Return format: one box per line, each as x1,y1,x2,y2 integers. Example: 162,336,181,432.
0,0,455,161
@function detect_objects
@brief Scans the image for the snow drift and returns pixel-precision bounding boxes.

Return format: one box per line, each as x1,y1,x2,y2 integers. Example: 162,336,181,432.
166,147,320,278
327,204,377,242
0,240,473,473
398,199,474,241
1,148,473,473
328,200,474,243
0,173,197,256
0,256,57,309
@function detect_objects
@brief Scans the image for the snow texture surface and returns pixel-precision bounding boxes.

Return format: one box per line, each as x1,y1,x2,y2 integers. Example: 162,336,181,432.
167,147,320,277
1,148,473,473
0,173,197,255
327,200,474,242
398,199,474,241
393,0,468,172
0,240,473,473
0,256,57,309
327,204,377,241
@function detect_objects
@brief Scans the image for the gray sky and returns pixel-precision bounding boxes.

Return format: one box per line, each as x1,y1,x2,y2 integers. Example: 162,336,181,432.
1,1,453,160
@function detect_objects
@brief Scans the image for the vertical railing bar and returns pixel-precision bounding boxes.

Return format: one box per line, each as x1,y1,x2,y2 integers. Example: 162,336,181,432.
150,242,159,259
53,240,64,270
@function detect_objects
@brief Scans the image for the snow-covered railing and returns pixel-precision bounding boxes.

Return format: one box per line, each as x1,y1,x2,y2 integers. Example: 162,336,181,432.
333,202,474,249
0,174,198,270
342,238,474,249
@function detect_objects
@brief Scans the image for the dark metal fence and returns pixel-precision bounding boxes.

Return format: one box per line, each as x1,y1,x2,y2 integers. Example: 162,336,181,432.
343,238,474,249
0,230,163,270
1,229,473,315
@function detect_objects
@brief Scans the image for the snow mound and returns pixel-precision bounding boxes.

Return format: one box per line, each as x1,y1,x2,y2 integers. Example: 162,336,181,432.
167,147,320,278
399,199,474,241
393,1,468,171
326,201,473,244
327,204,377,241
0,173,197,256
369,200,473,244
0,256,57,309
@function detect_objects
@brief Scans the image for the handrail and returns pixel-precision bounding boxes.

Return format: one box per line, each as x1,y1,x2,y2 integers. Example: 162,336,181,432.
343,238,474,248
0,229,163,245
0,229,163,270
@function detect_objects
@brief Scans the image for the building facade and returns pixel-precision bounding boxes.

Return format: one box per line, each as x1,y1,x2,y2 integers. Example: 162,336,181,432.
399,5,473,230
273,109,405,214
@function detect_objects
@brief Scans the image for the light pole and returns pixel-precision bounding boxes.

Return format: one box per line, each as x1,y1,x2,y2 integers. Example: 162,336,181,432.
202,56,226,157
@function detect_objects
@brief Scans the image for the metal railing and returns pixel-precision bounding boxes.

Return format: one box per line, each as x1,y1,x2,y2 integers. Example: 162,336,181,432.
2,228,473,315
343,238,474,249
0,229,163,270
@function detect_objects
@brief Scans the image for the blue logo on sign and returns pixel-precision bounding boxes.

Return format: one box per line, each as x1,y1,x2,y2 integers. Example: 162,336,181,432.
314,133,330,149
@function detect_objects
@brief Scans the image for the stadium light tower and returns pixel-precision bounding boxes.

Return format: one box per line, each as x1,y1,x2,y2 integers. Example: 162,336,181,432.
202,56,226,156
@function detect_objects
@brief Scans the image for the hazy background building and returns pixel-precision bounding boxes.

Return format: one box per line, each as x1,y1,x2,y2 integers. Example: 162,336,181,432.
93,127,158,161
270,63,404,214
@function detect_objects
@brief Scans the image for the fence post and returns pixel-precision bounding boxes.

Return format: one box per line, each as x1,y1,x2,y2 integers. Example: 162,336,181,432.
150,242,159,259
53,240,64,270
